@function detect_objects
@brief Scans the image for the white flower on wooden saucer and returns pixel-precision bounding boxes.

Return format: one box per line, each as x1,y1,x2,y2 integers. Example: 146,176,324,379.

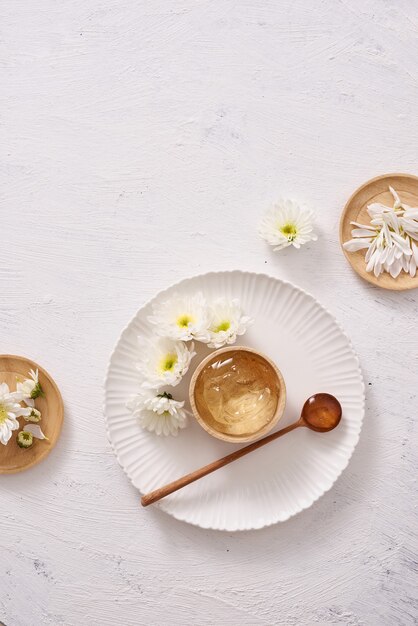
148,292,210,342
206,298,253,348
258,199,317,251
127,389,188,436
16,368,44,407
0,382,31,445
136,337,196,389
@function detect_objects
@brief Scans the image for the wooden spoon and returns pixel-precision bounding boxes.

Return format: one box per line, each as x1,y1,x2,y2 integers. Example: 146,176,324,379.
141,393,342,507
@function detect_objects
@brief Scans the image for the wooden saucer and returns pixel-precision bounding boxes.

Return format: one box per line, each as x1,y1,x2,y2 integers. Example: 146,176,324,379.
0,355,64,474
340,173,418,290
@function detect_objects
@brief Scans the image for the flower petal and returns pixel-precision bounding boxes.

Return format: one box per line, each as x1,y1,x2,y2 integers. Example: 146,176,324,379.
389,186,401,209
392,232,412,255
350,228,376,238
412,241,418,265
403,208,418,219
350,221,376,230
22,424,49,440
409,254,417,277
343,238,371,252
389,259,402,278
367,202,392,217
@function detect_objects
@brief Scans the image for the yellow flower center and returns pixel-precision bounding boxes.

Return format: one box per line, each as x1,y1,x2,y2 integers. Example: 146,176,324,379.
280,223,297,241
159,353,178,373
177,314,194,328
214,320,230,332
0,404,8,425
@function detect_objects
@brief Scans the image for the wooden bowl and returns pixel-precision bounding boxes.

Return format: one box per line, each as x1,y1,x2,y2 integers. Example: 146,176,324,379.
0,355,64,474
189,346,286,443
340,173,418,290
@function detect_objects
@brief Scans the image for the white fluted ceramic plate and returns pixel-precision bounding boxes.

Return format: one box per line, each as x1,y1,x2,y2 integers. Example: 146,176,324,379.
104,271,365,531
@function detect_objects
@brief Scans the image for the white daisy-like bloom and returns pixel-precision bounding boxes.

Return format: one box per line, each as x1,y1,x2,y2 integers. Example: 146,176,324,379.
343,186,418,278
0,382,31,445
206,298,253,349
127,389,188,436
16,368,43,407
258,199,318,251
137,337,196,389
148,292,210,342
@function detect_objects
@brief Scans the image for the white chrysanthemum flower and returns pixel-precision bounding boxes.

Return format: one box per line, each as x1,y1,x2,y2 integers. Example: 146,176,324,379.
206,298,253,348
127,389,188,436
148,292,210,342
258,199,317,251
137,337,196,388
0,382,31,445
16,368,44,407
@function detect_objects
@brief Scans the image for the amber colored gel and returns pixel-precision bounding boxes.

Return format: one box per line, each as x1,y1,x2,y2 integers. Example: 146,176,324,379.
194,350,280,437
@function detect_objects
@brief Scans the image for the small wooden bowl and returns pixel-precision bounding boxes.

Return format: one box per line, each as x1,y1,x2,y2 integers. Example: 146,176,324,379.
0,355,64,474
340,173,418,291
189,346,286,443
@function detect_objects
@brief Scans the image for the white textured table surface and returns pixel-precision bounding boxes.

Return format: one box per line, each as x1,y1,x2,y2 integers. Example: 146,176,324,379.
1,2,417,625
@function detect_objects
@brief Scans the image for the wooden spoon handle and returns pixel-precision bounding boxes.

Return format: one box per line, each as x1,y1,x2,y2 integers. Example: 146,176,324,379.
141,419,303,507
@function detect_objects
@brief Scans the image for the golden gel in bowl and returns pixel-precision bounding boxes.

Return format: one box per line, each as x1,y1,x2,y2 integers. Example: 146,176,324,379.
189,346,286,443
